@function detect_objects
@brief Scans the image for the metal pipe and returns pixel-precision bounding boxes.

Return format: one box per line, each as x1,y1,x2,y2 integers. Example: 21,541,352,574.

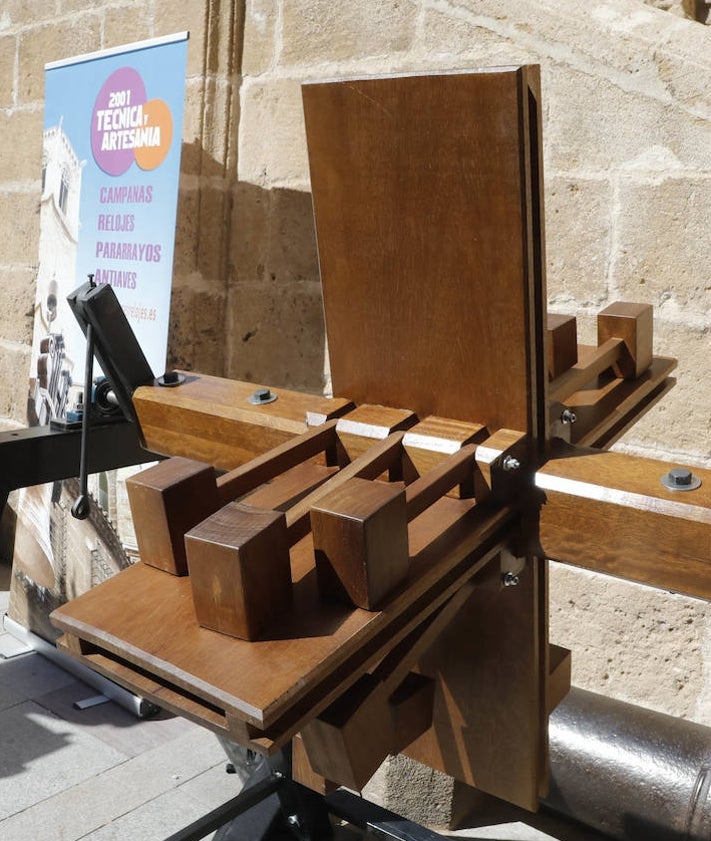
2,615,158,718
545,687,711,841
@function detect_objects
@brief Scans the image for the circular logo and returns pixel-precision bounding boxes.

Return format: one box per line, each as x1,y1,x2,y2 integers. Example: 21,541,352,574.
91,67,172,176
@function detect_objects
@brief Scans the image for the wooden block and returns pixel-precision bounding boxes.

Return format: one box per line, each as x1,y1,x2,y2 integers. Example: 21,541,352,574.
597,301,653,379
474,429,528,499
546,313,578,380
132,372,353,470
547,644,571,714
291,734,338,795
311,476,408,609
185,502,292,640
126,457,219,575
389,672,436,754
300,673,394,791
336,404,418,464
403,416,488,497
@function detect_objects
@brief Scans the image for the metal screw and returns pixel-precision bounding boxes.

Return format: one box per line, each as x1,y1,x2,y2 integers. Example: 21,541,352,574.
287,815,301,828
503,572,519,587
502,456,520,472
661,467,701,492
247,387,278,405
561,408,577,424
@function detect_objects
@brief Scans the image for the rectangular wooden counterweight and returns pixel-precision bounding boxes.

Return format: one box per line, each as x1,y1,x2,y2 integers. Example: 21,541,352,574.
597,301,653,379
185,502,292,641
311,477,409,609
126,456,219,575
547,313,578,379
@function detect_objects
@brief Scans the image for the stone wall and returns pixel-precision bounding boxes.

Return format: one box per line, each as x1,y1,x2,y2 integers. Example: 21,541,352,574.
0,0,708,753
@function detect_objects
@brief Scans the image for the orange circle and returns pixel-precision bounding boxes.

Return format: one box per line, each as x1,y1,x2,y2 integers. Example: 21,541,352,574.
134,98,173,171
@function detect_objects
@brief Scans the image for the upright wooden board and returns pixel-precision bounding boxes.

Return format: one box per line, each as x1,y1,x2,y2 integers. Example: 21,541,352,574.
303,66,547,445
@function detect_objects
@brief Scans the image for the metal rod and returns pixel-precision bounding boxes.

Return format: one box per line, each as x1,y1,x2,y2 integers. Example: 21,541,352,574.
2,615,156,718
71,319,94,520
162,774,283,841
326,789,450,841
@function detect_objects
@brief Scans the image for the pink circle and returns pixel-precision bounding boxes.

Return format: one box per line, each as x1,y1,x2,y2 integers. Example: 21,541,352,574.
91,67,147,176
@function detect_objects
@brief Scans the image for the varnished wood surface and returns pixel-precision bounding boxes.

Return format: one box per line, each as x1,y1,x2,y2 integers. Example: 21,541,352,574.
215,420,339,505
562,355,676,449
301,583,474,791
537,442,711,600
303,66,547,440
133,373,353,470
51,497,513,733
597,301,653,379
404,555,547,811
186,503,293,640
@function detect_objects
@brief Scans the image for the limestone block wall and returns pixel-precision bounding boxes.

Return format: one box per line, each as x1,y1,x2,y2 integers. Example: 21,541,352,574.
0,0,708,734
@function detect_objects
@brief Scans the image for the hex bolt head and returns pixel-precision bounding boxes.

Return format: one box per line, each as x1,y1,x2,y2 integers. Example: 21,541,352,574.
561,409,577,425
670,468,692,486
287,814,301,828
503,572,519,587
247,387,278,405
661,467,701,492
502,455,520,472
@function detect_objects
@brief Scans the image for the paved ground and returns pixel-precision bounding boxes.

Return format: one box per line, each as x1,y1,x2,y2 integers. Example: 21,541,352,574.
0,565,593,841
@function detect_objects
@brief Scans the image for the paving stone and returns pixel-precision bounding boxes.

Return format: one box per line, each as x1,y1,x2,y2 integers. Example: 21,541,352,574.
0,699,128,821
0,720,225,839
34,682,202,759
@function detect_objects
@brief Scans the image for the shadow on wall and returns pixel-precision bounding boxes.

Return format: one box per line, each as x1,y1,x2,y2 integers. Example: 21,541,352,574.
227,181,327,395
165,141,327,395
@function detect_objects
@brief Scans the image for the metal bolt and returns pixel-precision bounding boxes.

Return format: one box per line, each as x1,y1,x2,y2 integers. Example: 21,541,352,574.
661,467,701,492
247,387,278,405
287,815,301,828
503,572,519,587
158,370,185,388
502,455,520,472
561,408,577,425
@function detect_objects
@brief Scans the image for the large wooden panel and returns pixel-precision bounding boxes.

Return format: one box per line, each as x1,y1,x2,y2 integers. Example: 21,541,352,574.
302,66,547,443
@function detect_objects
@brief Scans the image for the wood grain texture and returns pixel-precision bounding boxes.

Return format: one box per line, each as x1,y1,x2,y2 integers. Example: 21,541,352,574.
311,477,409,609
563,354,676,449
546,313,577,379
403,416,488,497
128,423,341,576
126,458,218,575
301,583,474,790
303,66,547,443
597,302,653,379
537,442,711,599
185,503,292,640
336,405,418,463
404,556,547,811
133,373,353,470
51,498,513,734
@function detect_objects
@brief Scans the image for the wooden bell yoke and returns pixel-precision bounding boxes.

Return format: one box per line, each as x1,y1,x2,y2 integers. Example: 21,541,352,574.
50,65,709,813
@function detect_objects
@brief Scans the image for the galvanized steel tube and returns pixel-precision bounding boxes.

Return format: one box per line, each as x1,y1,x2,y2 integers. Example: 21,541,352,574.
546,687,711,841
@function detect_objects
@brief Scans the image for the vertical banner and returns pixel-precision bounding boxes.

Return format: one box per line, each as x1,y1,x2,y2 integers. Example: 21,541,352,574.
30,32,188,424
12,34,187,640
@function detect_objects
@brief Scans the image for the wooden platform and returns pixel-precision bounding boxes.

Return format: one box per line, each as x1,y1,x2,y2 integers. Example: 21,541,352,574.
52,495,512,747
